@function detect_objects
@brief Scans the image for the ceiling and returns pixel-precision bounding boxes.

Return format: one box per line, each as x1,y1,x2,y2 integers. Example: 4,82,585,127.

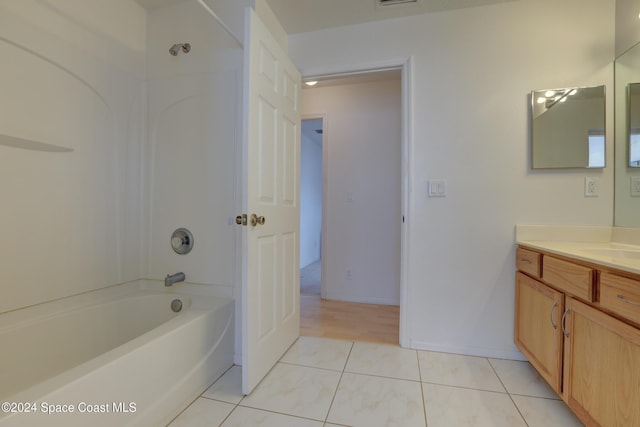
134,0,517,34
265,0,516,34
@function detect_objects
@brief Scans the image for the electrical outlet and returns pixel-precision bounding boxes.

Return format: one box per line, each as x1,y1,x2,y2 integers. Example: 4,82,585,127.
632,176,640,197
585,177,599,197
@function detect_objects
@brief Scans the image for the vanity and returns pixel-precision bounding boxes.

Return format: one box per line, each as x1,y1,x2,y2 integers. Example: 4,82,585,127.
515,226,640,426
514,30,640,425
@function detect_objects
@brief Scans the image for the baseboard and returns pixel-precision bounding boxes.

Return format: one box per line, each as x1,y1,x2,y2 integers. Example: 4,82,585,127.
323,292,400,306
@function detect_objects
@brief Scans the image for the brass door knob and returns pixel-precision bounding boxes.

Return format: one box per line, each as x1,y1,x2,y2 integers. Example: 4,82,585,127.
250,214,265,226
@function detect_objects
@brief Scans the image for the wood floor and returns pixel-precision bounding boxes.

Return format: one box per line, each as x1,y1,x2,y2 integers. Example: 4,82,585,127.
300,294,400,345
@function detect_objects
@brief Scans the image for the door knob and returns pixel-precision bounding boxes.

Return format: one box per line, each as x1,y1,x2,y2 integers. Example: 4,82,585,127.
250,214,265,226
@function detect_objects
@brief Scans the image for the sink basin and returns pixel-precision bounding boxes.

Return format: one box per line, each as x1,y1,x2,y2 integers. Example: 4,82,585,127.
579,248,640,260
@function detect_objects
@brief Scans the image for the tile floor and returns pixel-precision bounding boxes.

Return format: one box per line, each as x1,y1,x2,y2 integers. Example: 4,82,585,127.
167,337,584,427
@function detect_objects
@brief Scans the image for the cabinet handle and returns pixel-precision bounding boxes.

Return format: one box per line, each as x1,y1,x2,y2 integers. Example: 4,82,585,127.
617,294,640,307
561,308,570,338
519,258,532,264
549,301,558,329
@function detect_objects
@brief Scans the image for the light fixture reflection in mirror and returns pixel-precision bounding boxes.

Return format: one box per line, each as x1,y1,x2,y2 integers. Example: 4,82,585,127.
531,85,606,169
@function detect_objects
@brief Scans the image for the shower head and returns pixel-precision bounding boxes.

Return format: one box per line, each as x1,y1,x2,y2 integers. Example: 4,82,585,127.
169,43,191,56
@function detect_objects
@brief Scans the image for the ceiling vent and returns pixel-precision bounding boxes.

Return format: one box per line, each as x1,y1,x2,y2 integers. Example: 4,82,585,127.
378,0,418,6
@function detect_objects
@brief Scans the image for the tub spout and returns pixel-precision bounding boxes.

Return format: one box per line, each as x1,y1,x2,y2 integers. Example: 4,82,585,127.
165,272,185,287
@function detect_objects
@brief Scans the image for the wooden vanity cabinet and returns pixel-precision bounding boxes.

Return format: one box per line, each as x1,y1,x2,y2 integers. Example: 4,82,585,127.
542,256,594,302
600,272,640,327
563,297,640,426
515,272,564,393
515,246,640,426
516,247,541,278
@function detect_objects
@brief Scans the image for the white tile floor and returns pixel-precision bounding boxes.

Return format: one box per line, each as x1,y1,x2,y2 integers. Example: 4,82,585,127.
167,337,584,427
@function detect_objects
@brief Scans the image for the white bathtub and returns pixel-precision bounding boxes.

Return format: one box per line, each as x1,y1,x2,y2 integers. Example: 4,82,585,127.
0,280,234,426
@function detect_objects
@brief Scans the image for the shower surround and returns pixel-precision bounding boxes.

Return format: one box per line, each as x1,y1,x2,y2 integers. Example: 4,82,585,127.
0,0,243,423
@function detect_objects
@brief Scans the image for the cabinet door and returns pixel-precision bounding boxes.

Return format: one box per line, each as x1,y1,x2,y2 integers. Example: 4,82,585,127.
564,298,640,426
515,272,565,393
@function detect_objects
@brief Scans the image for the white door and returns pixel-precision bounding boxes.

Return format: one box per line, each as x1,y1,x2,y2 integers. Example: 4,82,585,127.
241,8,301,395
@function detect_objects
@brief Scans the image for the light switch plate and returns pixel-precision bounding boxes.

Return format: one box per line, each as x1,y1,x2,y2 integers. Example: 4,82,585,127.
585,177,599,197
428,179,447,197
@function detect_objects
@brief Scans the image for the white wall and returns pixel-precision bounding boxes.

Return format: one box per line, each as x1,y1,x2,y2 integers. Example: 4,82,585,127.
145,1,242,289
0,0,147,314
300,126,323,268
302,79,402,305
290,0,615,358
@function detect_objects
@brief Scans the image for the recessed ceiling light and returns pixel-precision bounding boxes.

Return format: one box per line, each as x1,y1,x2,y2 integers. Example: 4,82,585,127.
304,81,318,86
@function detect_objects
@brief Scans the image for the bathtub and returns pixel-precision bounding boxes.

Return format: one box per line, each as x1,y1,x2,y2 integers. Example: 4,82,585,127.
0,280,234,427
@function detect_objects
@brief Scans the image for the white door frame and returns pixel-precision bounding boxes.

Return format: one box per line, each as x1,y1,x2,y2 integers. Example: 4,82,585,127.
302,57,412,347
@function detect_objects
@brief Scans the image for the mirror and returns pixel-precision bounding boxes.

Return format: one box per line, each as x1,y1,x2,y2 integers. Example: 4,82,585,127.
615,42,640,227
531,85,606,169
628,83,640,167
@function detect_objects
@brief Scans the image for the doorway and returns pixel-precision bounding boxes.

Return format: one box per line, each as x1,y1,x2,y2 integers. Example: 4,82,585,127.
300,117,323,296
299,67,405,344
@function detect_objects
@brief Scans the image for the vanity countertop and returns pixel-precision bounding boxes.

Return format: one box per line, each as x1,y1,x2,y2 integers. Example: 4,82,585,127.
516,240,640,275
515,225,640,276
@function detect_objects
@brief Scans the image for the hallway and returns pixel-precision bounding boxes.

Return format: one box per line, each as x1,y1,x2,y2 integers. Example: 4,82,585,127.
300,259,400,344
300,295,400,344
300,260,321,295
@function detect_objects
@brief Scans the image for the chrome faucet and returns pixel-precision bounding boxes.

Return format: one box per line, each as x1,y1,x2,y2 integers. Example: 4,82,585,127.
165,272,185,287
